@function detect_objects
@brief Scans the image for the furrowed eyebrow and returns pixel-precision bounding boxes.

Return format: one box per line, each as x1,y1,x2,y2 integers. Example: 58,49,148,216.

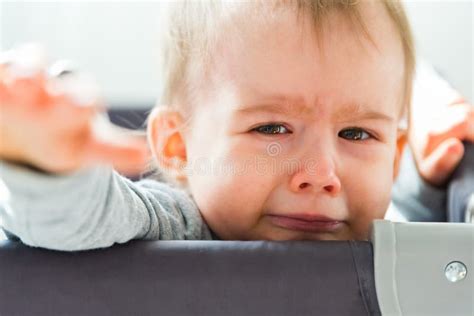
333,103,395,123
235,91,395,123
236,94,313,117
236,103,313,116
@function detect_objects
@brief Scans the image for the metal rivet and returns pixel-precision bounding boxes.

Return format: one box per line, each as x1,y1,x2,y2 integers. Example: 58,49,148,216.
445,261,467,282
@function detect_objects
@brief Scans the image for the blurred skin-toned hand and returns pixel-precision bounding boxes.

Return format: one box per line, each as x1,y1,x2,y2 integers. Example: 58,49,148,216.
409,97,474,186
0,51,149,176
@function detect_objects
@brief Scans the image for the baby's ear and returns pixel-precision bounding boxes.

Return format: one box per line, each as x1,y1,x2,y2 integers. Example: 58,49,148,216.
393,130,407,180
147,107,188,180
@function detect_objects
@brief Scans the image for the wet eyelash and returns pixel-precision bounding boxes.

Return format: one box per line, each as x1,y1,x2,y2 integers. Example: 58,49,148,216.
338,127,374,141
252,123,291,135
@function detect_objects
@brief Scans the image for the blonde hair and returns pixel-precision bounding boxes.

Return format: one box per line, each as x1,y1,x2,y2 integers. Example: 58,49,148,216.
158,0,415,115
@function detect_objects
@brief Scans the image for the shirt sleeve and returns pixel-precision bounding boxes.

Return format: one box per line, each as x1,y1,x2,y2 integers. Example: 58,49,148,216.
0,161,212,251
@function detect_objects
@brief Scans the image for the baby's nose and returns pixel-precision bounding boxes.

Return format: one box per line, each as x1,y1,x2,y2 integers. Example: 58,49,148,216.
288,153,341,196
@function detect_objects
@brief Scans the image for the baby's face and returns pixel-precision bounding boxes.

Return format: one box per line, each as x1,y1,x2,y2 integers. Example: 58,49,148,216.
183,4,405,240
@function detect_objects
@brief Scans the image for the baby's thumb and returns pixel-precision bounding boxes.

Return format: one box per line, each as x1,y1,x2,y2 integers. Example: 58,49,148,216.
419,138,465,186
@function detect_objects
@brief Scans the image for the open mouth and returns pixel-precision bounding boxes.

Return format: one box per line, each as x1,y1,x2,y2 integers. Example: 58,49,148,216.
266,214,345,233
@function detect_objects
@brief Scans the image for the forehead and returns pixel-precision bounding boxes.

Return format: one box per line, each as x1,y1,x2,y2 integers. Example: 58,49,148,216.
206,2,405,117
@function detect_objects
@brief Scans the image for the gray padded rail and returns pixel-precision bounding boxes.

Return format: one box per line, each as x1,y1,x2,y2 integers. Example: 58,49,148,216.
0,239,380,316
372,220,474,316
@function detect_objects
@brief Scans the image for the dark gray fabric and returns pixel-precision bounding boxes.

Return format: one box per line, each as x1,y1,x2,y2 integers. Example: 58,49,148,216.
107,108,150,130
349,241,381,315
448,143,474,222
0,239,380,316
2,228,19,241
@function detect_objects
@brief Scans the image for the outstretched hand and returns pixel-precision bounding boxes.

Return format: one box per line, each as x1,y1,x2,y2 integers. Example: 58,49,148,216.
0,44,149,176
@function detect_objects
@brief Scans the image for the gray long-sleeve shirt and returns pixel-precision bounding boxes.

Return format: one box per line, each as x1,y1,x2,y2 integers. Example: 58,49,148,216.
0,161,212,251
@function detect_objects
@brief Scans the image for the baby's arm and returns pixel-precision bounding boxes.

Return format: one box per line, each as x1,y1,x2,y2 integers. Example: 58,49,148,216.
0,161,211,251
0,45,211,250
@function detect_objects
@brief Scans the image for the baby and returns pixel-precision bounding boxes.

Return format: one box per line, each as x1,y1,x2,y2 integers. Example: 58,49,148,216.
0,0,415,250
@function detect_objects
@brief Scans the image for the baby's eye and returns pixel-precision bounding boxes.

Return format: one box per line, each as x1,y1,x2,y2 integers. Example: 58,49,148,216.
338,128,372,141
253,124,291,135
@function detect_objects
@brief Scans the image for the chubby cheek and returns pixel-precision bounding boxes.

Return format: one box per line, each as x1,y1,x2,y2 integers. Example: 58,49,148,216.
186,153,274,239
343,155,394,239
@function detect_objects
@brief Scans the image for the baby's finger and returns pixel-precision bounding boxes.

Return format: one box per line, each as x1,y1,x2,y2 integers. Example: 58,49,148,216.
0,44,48,104
8,76,49,108
423,103,474,155
0,77,10,102
85,137,150,176
441,103,474,143
466,106,474,142
48,93,99,128
419,137,465,186
42,72,103,128
47,72,101,107
0,76,51,128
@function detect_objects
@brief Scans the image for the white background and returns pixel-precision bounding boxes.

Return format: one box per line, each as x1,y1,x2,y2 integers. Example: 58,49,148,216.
1,0,472,107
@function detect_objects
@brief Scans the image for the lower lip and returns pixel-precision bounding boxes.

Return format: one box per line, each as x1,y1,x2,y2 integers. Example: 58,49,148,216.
267,215,344,233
